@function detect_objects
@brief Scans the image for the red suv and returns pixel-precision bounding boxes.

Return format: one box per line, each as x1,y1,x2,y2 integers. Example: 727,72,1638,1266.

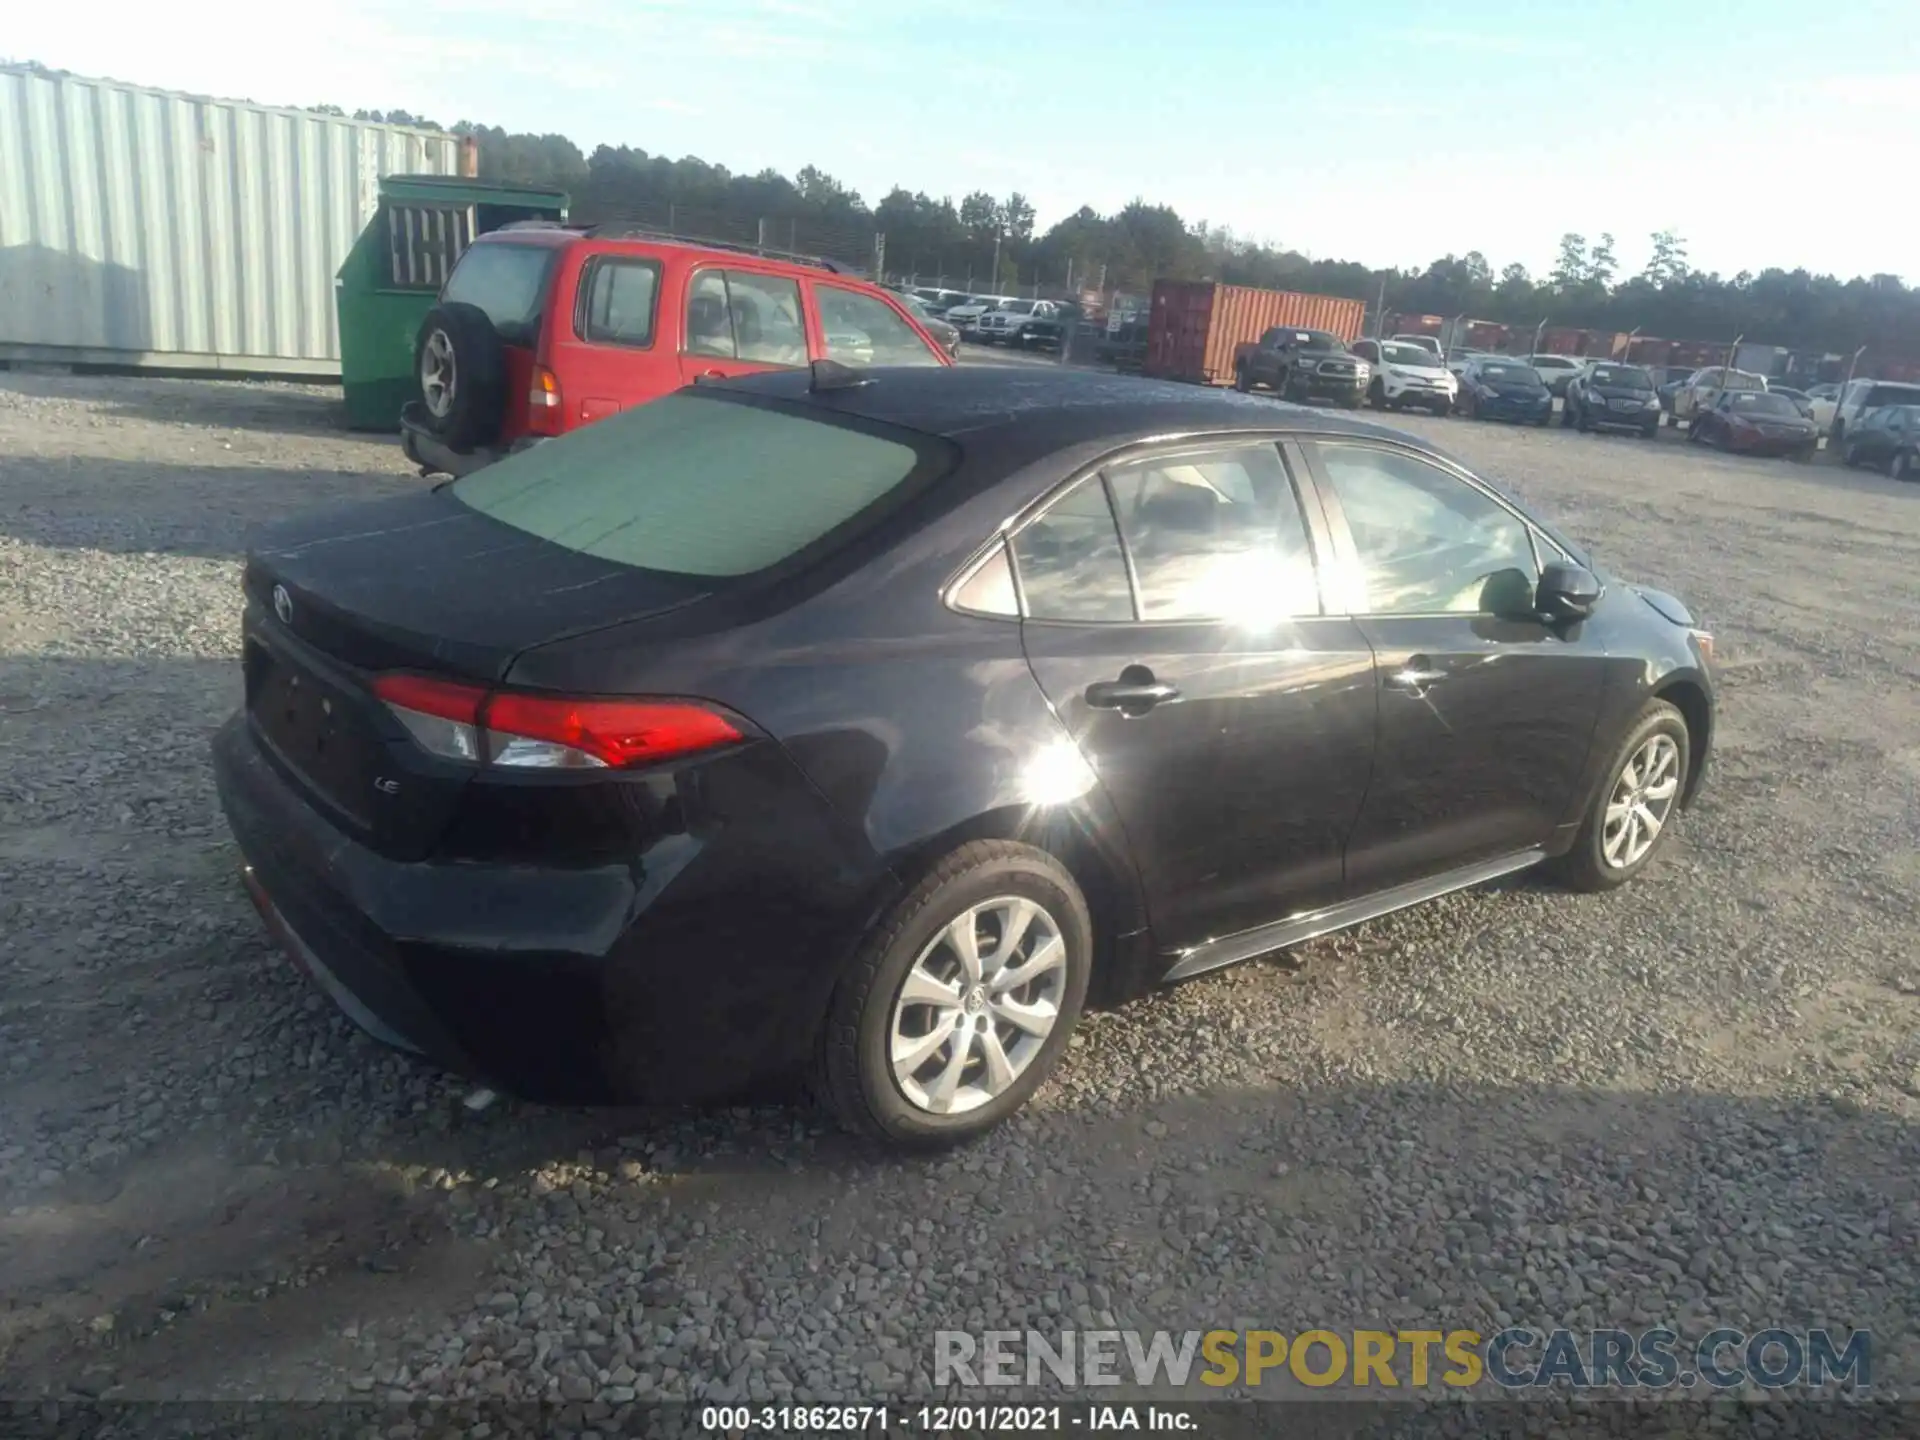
399,226,954,477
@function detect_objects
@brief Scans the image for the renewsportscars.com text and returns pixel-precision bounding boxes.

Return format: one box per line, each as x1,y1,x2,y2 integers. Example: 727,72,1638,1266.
935,1327,1871,1391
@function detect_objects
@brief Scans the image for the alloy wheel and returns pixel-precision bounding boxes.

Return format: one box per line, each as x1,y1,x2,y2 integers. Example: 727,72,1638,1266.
889,896,1067,1115
420,330,458,419
1602,733,1681,869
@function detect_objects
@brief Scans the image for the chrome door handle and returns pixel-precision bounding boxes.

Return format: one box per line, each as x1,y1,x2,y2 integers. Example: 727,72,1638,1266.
1385,660,1448,693
1085,679,1180,713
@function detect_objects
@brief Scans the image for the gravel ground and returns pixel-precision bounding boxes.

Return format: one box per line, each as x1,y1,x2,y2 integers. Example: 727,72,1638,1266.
1,373,1915,1422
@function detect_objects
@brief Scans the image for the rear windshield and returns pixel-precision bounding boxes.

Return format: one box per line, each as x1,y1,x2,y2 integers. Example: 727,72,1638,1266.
450,393,947,577
443,243,555,346
1478,363,1538,383
1589,365,1652,389
1866,384,1920,408
1531,356,1578,369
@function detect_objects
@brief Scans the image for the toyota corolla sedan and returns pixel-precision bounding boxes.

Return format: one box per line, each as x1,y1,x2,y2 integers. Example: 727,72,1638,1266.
214,367,1715,1148
1457,358,1554,425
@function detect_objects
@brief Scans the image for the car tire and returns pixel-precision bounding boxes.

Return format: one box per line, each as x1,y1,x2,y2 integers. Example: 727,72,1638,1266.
1561,399,1577,428
1841,441,1860,467
1234,364,1250,393
1687,418,1705,445
1894,451,1912,482
1642,422,1658,439
1368,378,1387,410
814,841,1092,1148
1431,399,1451,417
414,303,506,450
1828,420,1845,454
1550,699,1691,894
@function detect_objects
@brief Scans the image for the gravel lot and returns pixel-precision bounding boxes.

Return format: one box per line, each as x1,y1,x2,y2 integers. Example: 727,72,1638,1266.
2,372,1916,1419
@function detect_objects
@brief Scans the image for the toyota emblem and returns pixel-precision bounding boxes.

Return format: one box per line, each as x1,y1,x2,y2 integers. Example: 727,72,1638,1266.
272,584,293,625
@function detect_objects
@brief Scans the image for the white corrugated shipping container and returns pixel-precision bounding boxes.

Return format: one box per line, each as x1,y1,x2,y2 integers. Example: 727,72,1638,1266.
0,64,459,375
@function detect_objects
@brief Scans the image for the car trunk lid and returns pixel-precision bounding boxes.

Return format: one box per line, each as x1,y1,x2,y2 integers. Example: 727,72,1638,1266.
242,487,714,859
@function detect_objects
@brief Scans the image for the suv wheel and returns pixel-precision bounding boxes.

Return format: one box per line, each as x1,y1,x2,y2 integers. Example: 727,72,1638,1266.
414,303,506,451
816,841,1091,1147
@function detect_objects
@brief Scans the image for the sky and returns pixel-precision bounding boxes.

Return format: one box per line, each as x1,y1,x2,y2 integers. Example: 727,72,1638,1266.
11,0,1917,282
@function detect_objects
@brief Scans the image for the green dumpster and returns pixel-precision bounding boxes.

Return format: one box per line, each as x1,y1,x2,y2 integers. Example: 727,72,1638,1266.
336,175,569,431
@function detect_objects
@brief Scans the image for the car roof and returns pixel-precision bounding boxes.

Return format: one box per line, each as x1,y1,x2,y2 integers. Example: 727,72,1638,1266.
716,367,1432,469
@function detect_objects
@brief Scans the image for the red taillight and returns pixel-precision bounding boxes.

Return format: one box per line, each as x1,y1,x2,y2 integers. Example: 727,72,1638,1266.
527,366,562,436
482,693,742,770
372,674,742,770
373,673,484,724
373,673,486,762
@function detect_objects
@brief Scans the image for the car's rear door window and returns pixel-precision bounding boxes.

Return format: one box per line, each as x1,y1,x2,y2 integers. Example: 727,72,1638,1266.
683,269,808,365
1010,479,1135,623
441,243,555,346
451,392,946,577
1103,445,1320,623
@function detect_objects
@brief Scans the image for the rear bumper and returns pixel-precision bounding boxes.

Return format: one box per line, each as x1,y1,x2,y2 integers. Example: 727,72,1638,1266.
397,402,542,478
211,712,891,1105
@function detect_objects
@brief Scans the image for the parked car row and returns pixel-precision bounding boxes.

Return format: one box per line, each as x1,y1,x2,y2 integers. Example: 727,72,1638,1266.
898,287,1076,351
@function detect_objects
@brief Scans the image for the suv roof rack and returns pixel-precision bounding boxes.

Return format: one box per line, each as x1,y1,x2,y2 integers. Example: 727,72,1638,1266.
582,222,852,274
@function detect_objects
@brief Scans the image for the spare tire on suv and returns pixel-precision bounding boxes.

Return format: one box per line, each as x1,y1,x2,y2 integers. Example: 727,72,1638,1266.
414,303,506,451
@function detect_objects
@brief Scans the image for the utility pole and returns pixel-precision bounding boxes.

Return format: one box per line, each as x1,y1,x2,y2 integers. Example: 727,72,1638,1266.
1375,276,1388,338
991,230,1002,291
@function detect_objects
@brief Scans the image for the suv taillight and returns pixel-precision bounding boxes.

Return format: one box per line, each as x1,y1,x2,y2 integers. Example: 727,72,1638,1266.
528,366,562,437
373,674,743,770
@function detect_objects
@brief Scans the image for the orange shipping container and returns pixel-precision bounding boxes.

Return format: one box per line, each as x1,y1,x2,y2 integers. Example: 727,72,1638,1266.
1144,280,1366,386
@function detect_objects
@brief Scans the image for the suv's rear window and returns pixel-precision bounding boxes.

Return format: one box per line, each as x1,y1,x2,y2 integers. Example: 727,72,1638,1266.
442,243,555,346
451,393,945,577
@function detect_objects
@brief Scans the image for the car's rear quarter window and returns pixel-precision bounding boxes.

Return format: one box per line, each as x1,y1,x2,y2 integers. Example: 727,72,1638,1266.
450,393,947,577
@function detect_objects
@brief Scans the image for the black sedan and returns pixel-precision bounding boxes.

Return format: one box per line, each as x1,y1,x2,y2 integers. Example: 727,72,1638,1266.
214,368,1715,1147
1457,357,1554,425
1839,403,1920,479
1563,362,1662,436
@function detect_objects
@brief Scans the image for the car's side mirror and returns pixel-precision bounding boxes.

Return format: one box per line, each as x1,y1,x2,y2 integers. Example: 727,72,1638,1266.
1536,561,1604,622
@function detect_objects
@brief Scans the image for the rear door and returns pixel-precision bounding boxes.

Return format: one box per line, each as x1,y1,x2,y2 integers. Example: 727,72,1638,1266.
1301,439,1609,892
1013,439,1378,950
544,251,673,425
676,265,811,386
